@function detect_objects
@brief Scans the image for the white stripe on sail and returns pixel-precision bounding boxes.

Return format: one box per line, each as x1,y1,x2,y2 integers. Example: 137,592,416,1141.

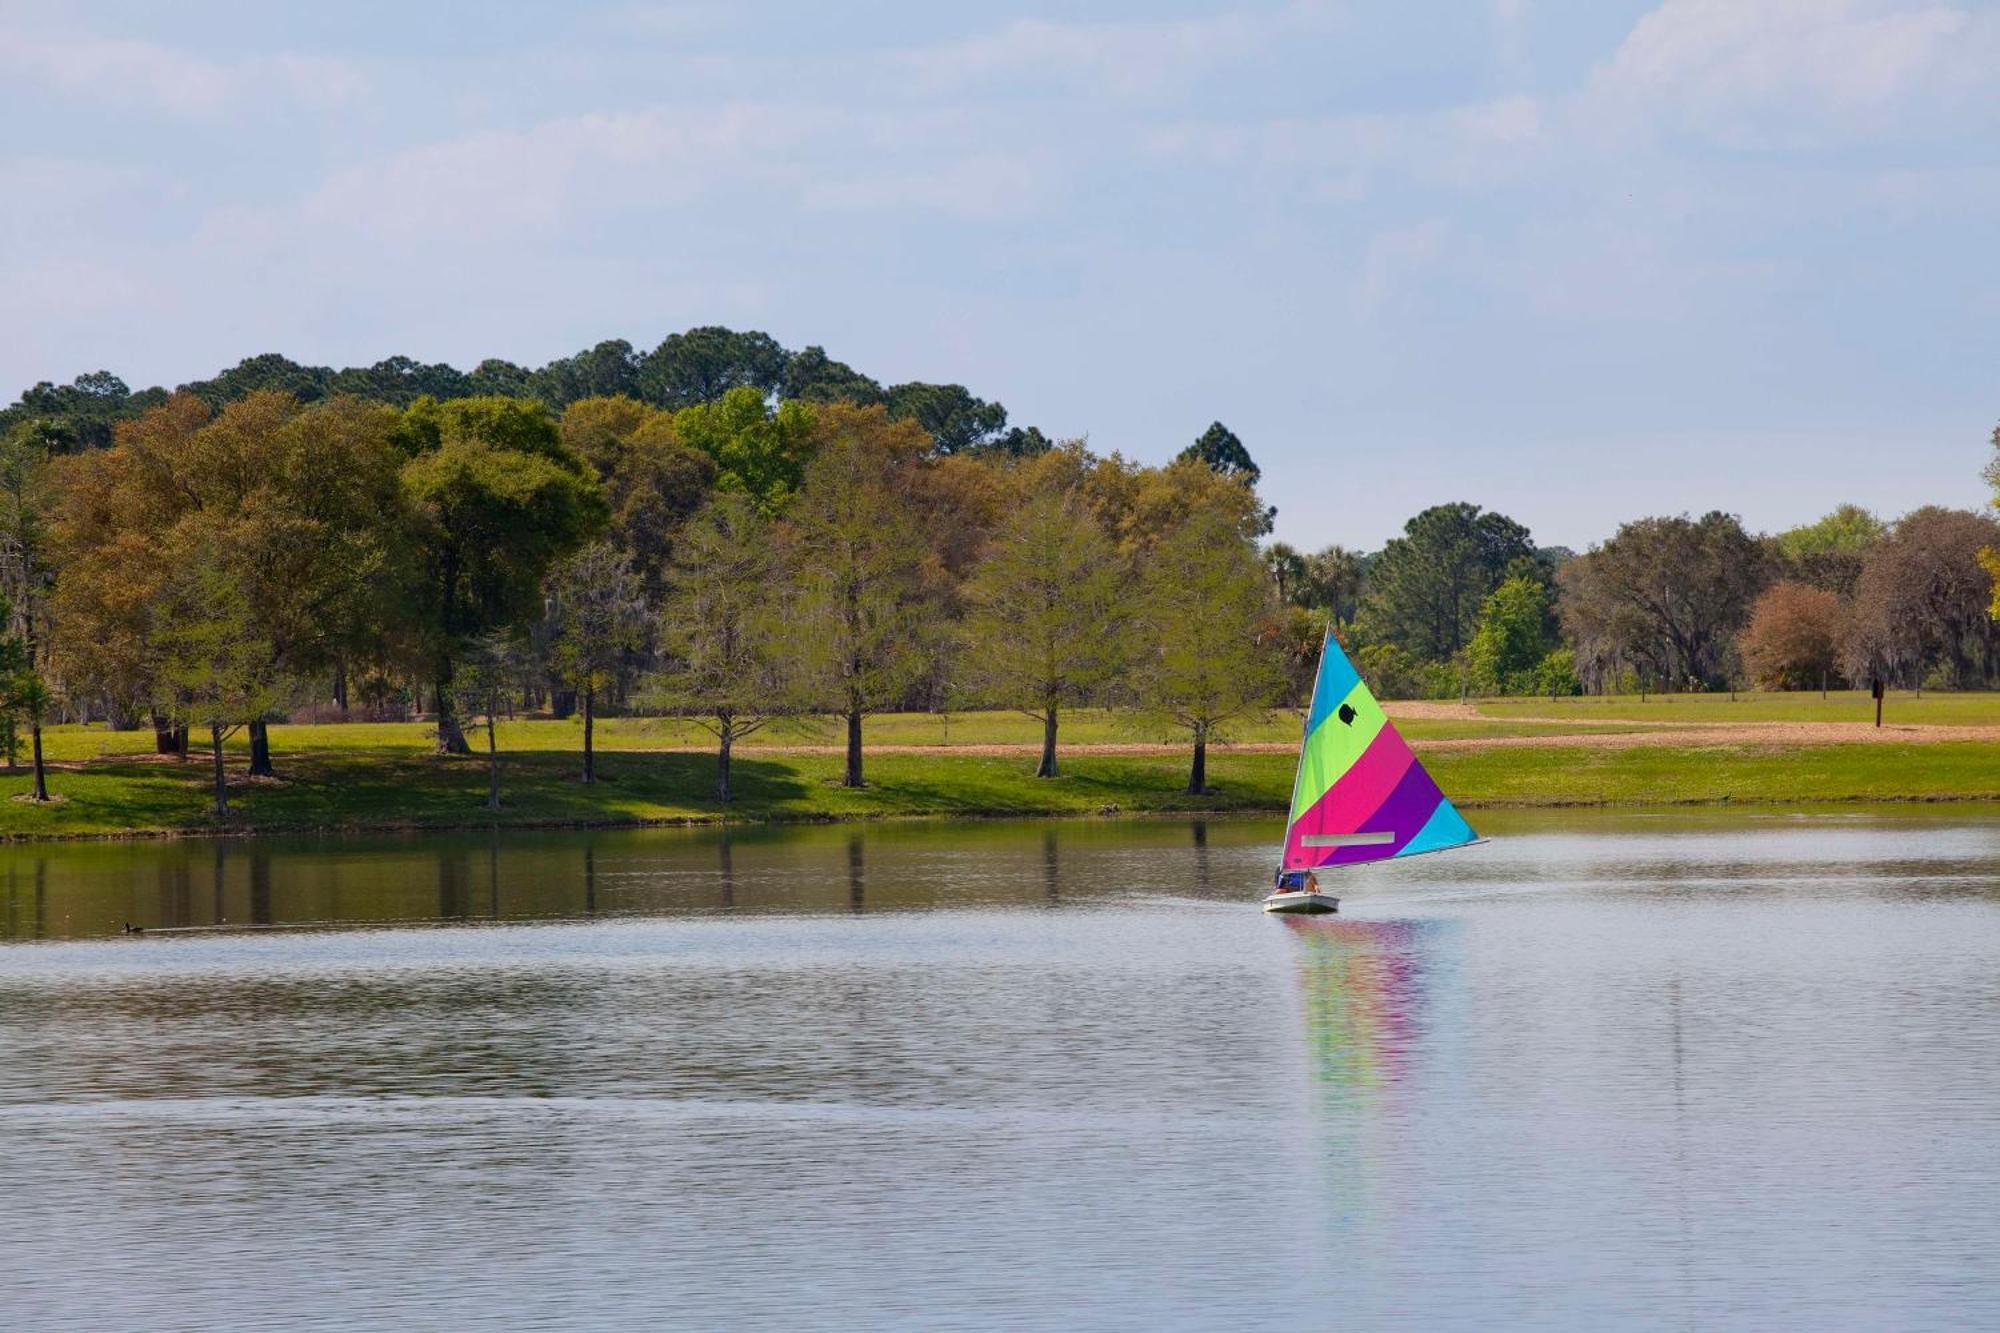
1300,832,1395,848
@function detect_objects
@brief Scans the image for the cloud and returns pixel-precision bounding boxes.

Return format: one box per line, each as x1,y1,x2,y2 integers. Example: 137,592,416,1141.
1149,95,1546,197
1356,219,1454,315
195,99,1051,262
1585,0,1996,145
896,15,1253,98
891,5,1340,99
800,151,1052,221
0,28,366,117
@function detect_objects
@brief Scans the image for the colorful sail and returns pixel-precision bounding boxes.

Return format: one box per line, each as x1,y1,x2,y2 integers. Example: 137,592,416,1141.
1281,632,1476,870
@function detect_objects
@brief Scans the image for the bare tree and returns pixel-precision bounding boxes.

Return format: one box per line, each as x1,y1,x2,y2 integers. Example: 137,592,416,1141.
546,541,651,784
456,630,531,810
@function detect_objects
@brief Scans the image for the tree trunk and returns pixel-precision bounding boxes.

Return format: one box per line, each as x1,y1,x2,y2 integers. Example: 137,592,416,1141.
844,709,864,788
153,713,180,755
1188,725,1209,796
485,710,501,811
1036,705,1059,779
176,723,189,761
210,724,229,817
434,661,470,755
247,718,274,778
717,722,733,803
29,720,47,802
581,682,596,784
333,660,349,713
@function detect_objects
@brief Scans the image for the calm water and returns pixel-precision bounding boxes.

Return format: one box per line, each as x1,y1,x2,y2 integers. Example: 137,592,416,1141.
3,811,1999,1330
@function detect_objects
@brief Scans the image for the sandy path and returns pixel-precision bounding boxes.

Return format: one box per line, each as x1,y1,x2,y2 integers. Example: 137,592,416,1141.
715,721,2000,756
1413,723,2000,752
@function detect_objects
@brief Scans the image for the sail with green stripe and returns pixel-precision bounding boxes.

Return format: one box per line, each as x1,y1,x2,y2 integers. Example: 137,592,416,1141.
1281,631,1477,870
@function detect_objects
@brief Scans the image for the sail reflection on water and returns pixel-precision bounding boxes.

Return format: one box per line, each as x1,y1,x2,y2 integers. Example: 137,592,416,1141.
1284,915,1455,1233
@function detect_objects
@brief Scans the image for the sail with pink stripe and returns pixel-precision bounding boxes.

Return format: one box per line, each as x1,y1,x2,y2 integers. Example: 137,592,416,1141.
1280,631,1477,870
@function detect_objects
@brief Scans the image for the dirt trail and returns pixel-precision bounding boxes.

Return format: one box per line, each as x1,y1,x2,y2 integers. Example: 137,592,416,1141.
1413,723,2000,752
724,719,2000,757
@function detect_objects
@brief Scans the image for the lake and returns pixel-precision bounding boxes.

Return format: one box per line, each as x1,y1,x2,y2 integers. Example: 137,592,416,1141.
3,810,1999,1330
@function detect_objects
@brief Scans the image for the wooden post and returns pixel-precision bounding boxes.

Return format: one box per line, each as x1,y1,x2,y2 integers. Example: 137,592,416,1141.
1871,678,1884,728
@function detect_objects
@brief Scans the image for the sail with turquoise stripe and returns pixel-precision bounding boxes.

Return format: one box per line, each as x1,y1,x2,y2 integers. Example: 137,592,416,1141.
1281,631,1478,870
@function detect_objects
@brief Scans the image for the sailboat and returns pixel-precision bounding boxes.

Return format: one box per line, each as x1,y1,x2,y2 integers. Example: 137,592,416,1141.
1264,631,1482,914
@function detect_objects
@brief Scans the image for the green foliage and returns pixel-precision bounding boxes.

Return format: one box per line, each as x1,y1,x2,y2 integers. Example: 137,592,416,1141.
1557,511,1770,690
782,346,886,405
789,431,933,783
1177,421,1260,484
1353,642,1424,701
1131,509,1283,789
959,488,1126,775
151,542,280,735
1778,504,1885,595
1359,502,1536,661
1467,575,1555,693
672,386,818,509
0,371,138,451
546,542,650,698
1533,647,1582,697
1776,504,1885,562
545,541,651,781
527,339,640,407
1300,545,1365,623
639,327,790,408
558,397,717,595
397,394,579,465
398,397,605,749
885,382,1007,454
650,495,791,798
402,441,603,640
3,327,1010,460
1263,542,1308,605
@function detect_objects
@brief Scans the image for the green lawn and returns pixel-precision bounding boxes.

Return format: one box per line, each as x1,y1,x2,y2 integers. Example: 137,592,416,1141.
0,720,1989,841
1472,688,2000,727
19,706,1675,768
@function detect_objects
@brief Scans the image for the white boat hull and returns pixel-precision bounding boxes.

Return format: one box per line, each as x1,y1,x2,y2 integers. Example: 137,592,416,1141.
1261,890,1339,915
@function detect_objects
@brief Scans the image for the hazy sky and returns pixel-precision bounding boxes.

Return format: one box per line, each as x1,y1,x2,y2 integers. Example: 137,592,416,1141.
4,0,1996,550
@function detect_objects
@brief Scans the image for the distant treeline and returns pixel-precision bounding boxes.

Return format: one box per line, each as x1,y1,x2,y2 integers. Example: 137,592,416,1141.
0,326,1056,458
1274,493,2000,704
0,335,1995,818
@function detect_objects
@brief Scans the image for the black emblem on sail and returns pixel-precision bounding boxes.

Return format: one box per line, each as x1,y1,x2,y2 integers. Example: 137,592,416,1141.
1337,703,1357,726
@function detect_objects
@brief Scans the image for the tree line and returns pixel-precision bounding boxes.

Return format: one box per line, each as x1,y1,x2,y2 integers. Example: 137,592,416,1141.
1264,483,2000,704
0,326,1053,458
0,378,1281,811
3,334,1996,816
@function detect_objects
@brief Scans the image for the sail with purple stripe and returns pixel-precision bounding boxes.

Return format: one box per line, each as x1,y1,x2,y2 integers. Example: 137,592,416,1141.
1280,631,1477,870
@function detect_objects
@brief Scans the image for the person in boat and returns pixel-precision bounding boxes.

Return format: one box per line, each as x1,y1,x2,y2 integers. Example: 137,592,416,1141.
1275,869,1319,894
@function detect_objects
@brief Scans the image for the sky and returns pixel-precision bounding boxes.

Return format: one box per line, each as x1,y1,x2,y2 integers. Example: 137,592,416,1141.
3,0,1997,551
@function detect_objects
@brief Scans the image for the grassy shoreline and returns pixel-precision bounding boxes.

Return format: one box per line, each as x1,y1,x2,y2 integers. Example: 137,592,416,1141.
0,711,1991,841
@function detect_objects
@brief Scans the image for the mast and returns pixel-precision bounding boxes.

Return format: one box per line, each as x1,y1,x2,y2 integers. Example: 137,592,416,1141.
1278,620,1335,876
